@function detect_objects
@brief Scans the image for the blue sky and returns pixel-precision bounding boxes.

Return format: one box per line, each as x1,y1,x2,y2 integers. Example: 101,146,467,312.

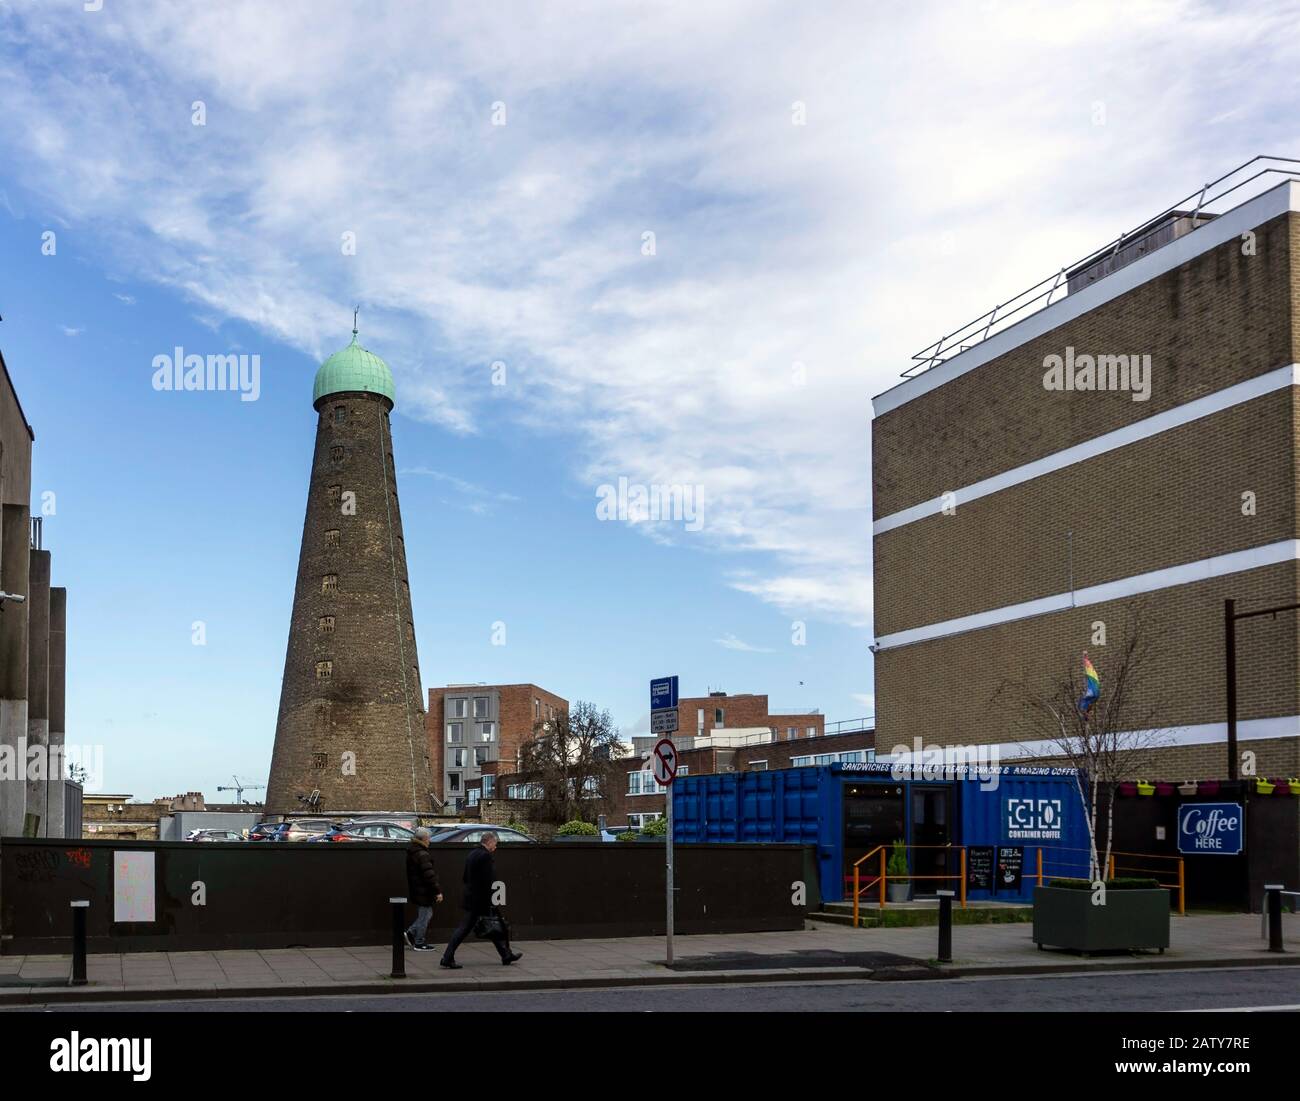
1,0,1297,798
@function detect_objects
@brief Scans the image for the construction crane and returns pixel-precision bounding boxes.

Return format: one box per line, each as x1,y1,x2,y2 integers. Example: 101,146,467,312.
216,776,266,805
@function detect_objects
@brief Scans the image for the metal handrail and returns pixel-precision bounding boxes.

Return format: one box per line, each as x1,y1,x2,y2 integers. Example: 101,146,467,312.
904,155,1300,377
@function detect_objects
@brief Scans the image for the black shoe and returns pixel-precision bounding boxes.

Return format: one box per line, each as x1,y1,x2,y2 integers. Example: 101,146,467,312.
440,959,462,969
502,952,523,966
412,943,437,952
404,931,417,949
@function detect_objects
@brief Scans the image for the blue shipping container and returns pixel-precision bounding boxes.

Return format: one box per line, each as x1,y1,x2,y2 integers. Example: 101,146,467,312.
672,761,1091,903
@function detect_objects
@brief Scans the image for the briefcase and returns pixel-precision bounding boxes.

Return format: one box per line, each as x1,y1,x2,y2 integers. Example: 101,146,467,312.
473,908,507,939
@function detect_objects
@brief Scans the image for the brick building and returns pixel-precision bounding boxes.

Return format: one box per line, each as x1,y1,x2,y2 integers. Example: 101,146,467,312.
673,690,825,742
426,682,567,811
265,328,433,816
871,159,1300,781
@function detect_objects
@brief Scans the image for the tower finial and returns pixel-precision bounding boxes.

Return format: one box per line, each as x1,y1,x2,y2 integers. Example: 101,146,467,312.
352,305,359,342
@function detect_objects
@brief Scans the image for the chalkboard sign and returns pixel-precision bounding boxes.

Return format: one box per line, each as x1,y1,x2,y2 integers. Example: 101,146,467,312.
966,846,994,892
995,846,1024,894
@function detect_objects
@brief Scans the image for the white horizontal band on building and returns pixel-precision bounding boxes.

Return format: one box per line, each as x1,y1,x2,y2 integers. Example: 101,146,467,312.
873,362,1300,535
873,539,1300,651
977,715,1300,761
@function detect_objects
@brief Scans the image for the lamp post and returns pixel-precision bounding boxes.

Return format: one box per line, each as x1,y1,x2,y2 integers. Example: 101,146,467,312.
1223,598,1300,780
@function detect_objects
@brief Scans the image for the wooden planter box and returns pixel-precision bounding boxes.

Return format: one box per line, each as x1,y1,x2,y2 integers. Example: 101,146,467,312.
1032,886,1170,954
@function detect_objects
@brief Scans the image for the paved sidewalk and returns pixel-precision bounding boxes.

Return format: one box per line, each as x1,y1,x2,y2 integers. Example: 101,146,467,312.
0,911,1296,1004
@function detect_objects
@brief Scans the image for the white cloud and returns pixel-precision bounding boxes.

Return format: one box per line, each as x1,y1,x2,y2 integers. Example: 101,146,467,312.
60,325,83,337
4,0,1299,629
714,634,774,653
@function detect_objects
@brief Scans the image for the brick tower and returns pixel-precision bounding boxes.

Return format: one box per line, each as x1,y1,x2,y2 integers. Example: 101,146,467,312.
265,325,432,815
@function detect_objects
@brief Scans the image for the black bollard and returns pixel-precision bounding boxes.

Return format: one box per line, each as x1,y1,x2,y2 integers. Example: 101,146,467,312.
1265,884,1284,953
390,897,408,978
70,900,89,986
936,889,954,963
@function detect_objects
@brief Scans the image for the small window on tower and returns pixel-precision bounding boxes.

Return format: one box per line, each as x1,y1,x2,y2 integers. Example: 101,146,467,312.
334,406,346,424
406,622,414,640
319,616,335,633
315,661,333,679
325,529,341,547
328,485,342,503
322,574,338,593
330,445,344,462
312,752,327,769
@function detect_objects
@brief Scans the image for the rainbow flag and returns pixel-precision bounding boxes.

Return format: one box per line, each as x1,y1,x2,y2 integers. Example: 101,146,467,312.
1078,653,1100,713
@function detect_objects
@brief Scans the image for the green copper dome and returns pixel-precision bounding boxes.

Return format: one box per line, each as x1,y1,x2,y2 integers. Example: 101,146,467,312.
313,331,396,407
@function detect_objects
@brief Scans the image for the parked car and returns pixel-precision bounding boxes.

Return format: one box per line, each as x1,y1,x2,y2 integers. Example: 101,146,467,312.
270,818,336,842
426,825,537,844
248,822,280,842
184,829,245,842
308,821,418,843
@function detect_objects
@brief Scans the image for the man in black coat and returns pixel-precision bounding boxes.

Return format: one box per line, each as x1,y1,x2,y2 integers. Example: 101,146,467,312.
440,831,522,968
404,828,443,952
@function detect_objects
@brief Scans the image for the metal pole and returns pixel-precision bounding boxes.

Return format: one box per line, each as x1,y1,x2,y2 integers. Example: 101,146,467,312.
70,900,88,986
1265,884,1284,953
936,890,954,963
666,786,674,966
389,897,407,978
1225,599,1238,780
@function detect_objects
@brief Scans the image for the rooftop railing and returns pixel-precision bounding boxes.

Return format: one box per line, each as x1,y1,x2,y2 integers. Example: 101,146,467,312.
905,155,1300,378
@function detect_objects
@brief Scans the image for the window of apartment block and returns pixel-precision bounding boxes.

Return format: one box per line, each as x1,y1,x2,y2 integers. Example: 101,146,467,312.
750,760,768,771
474,746,491,767
449,748,467,768
467,789,480,807
714,708,725,727
787,727,797,740
628,813,663,830
321,574,338,593
315,661,332,679
449,698,467,718
447,722,463,743
477,722,495,741
325,529,340,547
473,697,489,718
482,775,495,798
534,698,540,719
447,773,461,792
792,755,813,767
697,708,704,734
319,616,335,633
807,727,817,738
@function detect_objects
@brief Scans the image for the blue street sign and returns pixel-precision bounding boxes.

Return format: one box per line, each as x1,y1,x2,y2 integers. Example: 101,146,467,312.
1178,803,1244,855
650,675,678,711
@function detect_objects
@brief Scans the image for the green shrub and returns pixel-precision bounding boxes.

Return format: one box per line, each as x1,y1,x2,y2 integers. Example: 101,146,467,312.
555,820,599,836
616,830,638,842
886,839,909,878
1047,877,1160,891
640,817,669,837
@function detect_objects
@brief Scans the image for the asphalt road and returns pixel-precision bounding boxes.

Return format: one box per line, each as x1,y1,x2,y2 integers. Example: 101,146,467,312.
5,965,1300,1012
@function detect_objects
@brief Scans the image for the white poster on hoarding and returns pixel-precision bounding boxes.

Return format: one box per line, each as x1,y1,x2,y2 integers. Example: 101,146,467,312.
113,850,156,923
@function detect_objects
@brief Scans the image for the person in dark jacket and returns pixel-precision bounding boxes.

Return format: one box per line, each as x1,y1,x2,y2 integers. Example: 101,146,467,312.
440,831,522,968
404,828,443,952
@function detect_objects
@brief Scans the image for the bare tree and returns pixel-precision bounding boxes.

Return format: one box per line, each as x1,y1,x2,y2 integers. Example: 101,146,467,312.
995,603,1171,883
517,700,628,828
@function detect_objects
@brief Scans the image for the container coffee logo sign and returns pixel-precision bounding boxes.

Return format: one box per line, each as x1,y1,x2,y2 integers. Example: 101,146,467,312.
1004,798,1063,841
1178,803,1243,855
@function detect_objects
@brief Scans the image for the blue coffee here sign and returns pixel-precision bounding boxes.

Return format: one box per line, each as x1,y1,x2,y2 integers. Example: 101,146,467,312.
1177,803,1244,856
